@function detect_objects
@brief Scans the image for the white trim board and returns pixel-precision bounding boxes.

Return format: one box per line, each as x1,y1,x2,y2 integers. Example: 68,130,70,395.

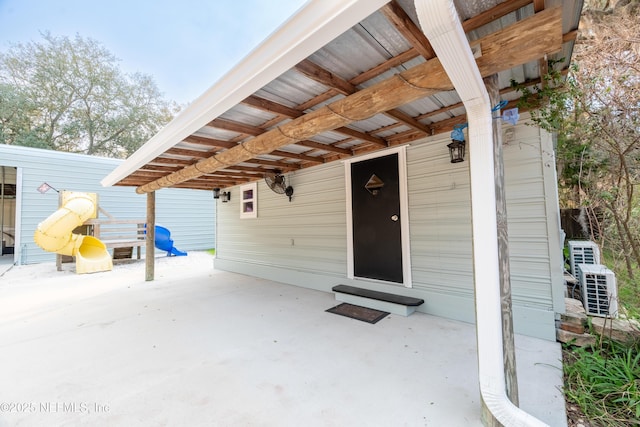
343,146,412,288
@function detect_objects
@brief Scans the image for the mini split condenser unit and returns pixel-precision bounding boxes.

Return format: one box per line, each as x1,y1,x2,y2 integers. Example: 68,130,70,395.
568,240,600,276
576,263,618,318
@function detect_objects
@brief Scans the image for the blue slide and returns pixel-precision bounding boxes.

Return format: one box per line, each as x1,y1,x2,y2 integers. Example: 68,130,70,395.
154,225,187,256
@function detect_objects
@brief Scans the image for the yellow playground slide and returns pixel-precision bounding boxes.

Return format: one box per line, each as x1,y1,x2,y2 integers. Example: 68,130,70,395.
34,191,113,274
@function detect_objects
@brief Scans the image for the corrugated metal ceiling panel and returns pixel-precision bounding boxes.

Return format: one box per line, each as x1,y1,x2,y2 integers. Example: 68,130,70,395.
307,13,412,81
110,0,584,192
220,104,275,127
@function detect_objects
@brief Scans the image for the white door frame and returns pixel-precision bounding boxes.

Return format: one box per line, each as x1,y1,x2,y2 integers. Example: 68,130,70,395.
344,146,412,288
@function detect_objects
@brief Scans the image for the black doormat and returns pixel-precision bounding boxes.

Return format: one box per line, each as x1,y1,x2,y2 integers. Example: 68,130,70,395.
326,303,389,324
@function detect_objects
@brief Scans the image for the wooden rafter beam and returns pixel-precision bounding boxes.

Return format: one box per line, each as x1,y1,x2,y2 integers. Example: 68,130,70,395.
292,0,543,117
244,158,300,171
188,133,324,163
533,0,544,13
140,165,181,172
462,0,532,32
296,89,341,112
380,0,436,60
295,59,356,95
187,176,251,184
349,48,420,86
170,182,218,190
136,8,563,194
260,114,289,130
385,109,432,134
165,147,213,158
295,59,405,146
384,97,527,148
205,168,259,176
298,60,434,141
221,164,278,174
334,126,387,146
202,173,257,182
271,149,324,163
125,171,167,178
563,30,578,43
242,94,388,148
295,140,353,155
410,87,523,126
115,181,154,187
414,68,568,123
150,157,193,166
290,0,543,132
207,118,264,136
242,95,303,118
387,115,468,146
185,136,237,150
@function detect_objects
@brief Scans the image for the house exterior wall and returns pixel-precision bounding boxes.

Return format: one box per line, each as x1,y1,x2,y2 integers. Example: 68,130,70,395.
215,120,565,340
0,144,215,265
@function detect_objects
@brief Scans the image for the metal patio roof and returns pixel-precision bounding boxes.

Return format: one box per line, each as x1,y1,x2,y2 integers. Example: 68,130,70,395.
102,0,583,193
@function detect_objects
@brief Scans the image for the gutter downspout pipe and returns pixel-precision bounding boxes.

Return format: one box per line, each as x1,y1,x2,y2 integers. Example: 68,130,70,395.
414,1,547,426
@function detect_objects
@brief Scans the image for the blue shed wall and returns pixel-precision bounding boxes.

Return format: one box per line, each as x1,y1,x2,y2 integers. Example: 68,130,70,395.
0,144,215,265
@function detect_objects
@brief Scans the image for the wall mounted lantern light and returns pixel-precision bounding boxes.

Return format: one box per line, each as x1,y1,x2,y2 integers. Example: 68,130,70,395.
448,123,467,163
221,191,231,203
212,188,220,199
445,102,518,164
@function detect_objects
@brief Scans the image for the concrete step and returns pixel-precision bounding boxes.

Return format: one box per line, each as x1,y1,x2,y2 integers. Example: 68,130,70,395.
332,284,424,317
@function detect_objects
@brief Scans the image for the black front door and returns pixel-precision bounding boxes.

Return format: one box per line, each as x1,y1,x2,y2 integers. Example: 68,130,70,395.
351,153,403,283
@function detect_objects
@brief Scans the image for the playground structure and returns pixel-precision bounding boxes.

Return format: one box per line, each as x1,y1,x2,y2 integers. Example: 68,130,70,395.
34,191,113,274
154,225,187,257
85,216,146,261
87,221,187,258
34,190,188,273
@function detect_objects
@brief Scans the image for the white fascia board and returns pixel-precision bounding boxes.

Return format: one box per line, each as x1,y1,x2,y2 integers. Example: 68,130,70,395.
102,0,390,187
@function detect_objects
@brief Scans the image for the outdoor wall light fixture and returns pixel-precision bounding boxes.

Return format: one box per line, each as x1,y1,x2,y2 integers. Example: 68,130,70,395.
212,188,220,199
448,123,467,163
220,191,231,203
445,102,516,164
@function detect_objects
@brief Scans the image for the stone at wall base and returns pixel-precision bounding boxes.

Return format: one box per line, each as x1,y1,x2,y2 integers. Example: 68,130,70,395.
556,328,597,347
590,317,640,345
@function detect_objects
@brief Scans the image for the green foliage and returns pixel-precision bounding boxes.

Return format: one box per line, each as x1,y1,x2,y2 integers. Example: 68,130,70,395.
564,340,640,425
0,32,179,158
511,59,573,133
0,83,47,148
518,5,640,423
514,3,640,281
511,61,611,206
603,249,640,319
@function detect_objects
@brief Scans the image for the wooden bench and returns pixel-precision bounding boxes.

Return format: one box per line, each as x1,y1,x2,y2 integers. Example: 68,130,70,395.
56,219,146,270
85,219,146,260
332,284,424,316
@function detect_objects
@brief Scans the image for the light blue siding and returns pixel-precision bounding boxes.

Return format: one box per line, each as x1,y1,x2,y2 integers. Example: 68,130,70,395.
217,163,346,277
0,144,215,265
214,118,564,340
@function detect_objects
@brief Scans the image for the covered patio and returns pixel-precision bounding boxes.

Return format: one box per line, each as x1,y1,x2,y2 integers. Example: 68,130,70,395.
96,0,583,424
0,253,565,426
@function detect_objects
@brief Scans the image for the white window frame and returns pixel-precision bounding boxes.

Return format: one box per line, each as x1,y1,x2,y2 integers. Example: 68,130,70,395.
240,182,257,219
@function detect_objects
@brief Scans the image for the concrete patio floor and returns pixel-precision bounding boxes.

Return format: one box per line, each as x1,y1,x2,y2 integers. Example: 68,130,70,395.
0,252,566,426
0,254,14,277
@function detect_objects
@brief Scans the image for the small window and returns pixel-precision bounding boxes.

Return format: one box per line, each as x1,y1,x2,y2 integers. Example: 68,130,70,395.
240,182,257,219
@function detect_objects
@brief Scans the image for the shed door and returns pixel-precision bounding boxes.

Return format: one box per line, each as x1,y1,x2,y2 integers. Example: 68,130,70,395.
350,153,403,283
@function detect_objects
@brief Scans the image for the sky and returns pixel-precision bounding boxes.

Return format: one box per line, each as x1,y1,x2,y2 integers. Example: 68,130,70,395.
0,0,308,105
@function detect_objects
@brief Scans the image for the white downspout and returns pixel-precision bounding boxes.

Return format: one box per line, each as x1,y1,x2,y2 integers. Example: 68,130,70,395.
414,1,548,426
